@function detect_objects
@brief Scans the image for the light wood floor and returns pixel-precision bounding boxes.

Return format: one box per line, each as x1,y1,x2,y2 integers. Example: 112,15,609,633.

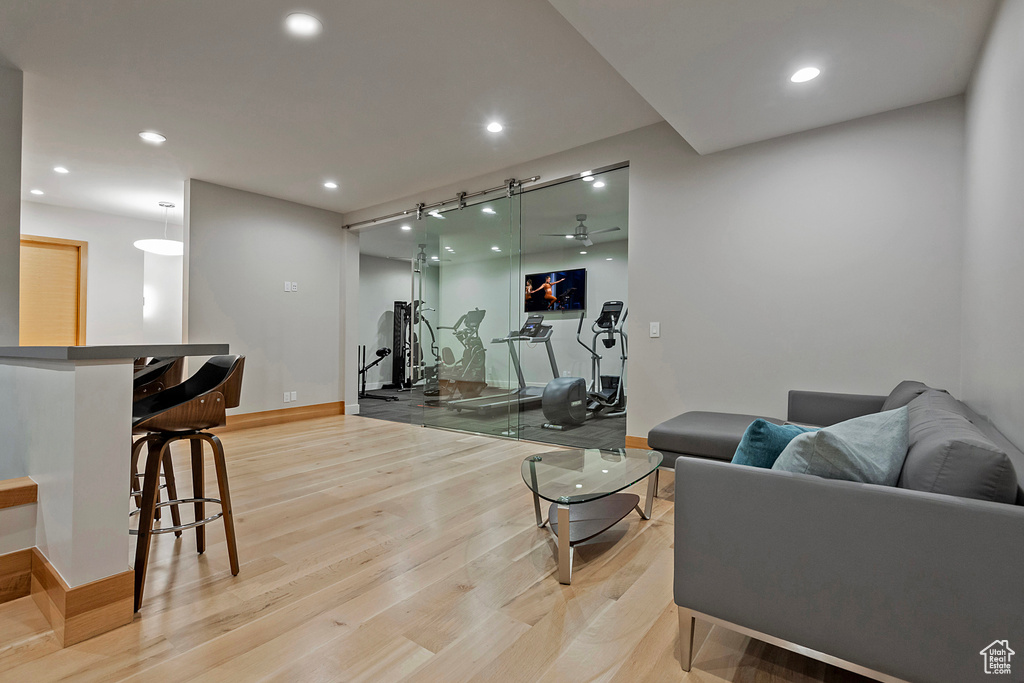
0,416,870,682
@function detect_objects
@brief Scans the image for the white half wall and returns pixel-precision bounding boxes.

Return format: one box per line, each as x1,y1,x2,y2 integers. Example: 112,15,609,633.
961,0,1024,447
0,66,22,345
20,201,183,345
349,98,966,437
359,254,411,389
187,180,349,414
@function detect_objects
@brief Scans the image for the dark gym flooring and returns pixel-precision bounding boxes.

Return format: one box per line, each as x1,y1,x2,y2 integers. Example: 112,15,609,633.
357,386,627,451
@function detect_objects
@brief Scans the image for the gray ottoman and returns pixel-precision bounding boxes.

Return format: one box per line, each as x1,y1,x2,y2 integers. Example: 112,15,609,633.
648,411,782,467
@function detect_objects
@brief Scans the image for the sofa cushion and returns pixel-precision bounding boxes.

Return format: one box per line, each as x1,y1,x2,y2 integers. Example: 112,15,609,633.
881,380,931,411
648,411,782,461
732,420,818,469
772,407,909,486
898,391,1019,504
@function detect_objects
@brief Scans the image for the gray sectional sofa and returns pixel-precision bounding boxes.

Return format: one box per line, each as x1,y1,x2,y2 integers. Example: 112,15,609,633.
651,383,1024,682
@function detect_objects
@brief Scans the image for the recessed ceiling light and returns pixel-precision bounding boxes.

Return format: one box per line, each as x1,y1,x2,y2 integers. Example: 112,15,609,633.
401,224,411,231
582,176,595,182
53,166,69,174
138,131,166,144
486,121,503,133
30,189,43,195
285,12,323,37
482,207,496,214
592,181,605,188
323,181,338,189
580,171,593,178
580,251,587,255
565,235,573,239
791,66,820,83
429,210,445,219
491,246,501,251
431,256,439,261
606,257,613,261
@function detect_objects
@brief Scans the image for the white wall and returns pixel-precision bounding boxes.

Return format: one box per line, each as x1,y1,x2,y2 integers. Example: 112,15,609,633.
961,0,1024,447
20,201,183,345
143,250,183,343
0,66,22,345
359,254,411,389
187,180,349,414
349,98,966,437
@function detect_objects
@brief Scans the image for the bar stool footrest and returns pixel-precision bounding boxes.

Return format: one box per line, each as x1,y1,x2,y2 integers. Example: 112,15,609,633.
129,497,223,535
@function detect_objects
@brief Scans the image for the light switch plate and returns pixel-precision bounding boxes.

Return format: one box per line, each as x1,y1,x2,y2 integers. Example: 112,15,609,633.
290,391,297,401
284,281,291,292
650,322,661,338
283,392,290,403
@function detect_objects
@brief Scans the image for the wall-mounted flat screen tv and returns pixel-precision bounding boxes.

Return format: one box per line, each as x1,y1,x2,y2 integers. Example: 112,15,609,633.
525,268,586,312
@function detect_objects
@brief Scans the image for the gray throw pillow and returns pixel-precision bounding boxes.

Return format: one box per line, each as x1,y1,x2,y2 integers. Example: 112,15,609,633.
898,390,1018,504
772,407,909,486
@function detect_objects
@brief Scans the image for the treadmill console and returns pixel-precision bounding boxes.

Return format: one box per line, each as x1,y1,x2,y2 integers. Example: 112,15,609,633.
520,314,547,338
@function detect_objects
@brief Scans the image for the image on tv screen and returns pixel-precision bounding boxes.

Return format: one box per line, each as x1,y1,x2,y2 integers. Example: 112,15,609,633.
524,268,586,312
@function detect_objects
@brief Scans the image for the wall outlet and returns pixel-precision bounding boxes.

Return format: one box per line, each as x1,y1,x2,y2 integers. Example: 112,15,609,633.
283,391,291,403
650,322,661,338
290,281,298,292
290,391,297,402
284,281,291,292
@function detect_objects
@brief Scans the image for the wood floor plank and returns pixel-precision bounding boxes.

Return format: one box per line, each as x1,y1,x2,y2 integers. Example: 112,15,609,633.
0,415,874,683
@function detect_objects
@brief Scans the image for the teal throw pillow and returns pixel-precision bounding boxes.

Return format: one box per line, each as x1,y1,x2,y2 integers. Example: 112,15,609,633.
732,419,819,469
772,407,909,486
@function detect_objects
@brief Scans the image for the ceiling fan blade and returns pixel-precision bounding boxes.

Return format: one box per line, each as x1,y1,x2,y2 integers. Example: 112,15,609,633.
588,227,621,235
583,237,594,247
540,233,573,237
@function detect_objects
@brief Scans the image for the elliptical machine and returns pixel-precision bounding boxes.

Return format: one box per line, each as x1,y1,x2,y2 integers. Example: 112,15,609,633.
541,301,628,429
435,308,488,400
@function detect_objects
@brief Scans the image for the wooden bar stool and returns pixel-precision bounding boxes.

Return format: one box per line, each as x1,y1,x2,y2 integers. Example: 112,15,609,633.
131,355,245,612
131,356,187,523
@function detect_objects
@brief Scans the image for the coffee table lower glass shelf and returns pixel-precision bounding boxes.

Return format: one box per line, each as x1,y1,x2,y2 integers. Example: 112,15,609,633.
522,448,664,584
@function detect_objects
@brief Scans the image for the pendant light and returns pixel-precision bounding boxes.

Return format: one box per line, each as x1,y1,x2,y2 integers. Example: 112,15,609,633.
134,202,184,255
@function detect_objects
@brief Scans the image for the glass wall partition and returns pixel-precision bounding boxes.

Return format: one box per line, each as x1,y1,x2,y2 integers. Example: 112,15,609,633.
515,166,629,449
408,192,522,439
355,165,628,449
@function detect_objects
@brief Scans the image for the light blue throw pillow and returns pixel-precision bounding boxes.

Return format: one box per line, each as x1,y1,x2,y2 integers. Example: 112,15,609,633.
772,407,909,486
732,419,819,469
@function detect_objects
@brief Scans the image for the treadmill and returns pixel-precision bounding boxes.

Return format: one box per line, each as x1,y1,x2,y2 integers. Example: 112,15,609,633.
446,314,559,415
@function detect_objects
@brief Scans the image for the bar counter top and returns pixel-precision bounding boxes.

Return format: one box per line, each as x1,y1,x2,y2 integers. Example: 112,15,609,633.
0,343,229,360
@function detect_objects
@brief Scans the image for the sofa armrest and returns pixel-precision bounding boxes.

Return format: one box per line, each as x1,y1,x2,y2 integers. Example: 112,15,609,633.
674,457,1024,683
787,390,886,426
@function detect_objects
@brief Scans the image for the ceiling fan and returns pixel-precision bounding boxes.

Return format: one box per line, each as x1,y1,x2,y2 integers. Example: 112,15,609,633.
387,243,451,271
541,214,620,247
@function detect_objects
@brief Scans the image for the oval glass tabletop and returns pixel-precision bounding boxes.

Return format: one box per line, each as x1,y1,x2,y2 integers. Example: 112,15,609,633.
521,448,664,505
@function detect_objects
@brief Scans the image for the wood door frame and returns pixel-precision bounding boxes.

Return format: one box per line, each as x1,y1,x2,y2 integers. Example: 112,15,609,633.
20,234,89,345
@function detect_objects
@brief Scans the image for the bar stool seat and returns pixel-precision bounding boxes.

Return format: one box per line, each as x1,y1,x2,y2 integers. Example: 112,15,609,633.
131,354,244,612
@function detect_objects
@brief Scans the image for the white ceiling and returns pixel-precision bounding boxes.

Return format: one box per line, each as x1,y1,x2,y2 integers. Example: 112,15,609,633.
547,0,998,154
0,1,660,223
359,167,628,262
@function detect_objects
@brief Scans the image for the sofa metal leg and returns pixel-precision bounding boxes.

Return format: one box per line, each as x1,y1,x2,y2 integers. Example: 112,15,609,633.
679,606,695,671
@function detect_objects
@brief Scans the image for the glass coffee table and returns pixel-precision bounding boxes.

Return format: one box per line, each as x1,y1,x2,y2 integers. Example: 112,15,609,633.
522,448,664,584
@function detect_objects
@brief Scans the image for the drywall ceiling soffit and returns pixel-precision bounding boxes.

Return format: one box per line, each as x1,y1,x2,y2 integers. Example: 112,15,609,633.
546,0,998,154
0,0,660,223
